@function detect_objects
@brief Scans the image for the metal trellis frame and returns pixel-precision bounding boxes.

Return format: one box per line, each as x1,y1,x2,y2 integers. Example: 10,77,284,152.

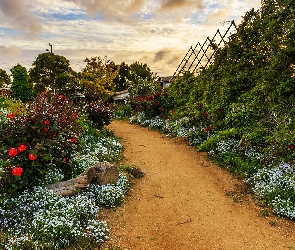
172,20,237,80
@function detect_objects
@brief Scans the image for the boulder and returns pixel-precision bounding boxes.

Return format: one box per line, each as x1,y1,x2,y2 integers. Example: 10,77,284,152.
46,161,119,197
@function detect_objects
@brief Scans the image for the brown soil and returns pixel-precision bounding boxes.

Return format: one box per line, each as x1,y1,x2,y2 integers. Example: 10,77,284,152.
100,120,295,250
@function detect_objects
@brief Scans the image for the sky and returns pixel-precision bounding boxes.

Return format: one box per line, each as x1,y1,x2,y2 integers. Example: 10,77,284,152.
0,0,261,77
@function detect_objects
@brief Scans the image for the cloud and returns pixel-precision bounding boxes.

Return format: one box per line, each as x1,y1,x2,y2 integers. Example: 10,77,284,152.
154,48,182,62
64,0,146,20
0,46,22,57
160,0,203,11
150,48,187,75
0,0,42,36
154,50,166,62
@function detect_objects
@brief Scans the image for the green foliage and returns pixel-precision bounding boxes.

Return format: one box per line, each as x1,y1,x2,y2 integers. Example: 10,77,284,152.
29,53,78,96
10,64,34,102
128,61,155,84
0,92,82,197
79,56,118,101
126,75,160,99
166,72,196,111
113,62,129,92
113,103,133,120
0,97,26,115
197,128,239,152
113,61,156,93
0,69,11,88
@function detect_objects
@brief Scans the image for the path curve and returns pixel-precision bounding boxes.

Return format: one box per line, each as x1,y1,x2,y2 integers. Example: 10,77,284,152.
101,120,295,250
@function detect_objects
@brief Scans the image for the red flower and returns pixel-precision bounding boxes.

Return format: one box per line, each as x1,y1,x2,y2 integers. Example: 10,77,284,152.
63,157,67,163
203,112,209,117
28,153,37,161
18,144,27,152
12,166,23,177
289,144,295,150
205,126,214,132
196,102,203,110
43,120,50,125
70,137,76,143
7,113,16,119
44,127,49,133
9,148,18,157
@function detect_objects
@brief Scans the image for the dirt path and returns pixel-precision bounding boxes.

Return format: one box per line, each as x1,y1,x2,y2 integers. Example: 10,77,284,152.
101,120,295,250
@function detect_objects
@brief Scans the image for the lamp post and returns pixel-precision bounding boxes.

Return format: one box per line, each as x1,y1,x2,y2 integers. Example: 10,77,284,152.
46,43,53,53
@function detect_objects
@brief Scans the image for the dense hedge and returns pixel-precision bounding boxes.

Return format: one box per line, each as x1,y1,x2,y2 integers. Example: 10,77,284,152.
166,0,295,163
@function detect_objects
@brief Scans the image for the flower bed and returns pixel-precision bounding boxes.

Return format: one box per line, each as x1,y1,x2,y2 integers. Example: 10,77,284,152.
0,94,128,249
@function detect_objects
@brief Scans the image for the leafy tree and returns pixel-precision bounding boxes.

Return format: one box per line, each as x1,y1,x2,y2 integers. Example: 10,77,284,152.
10,64,34,102
113,62,130,92
0,69,11,88
128,61,156,84
29,53,78,96
79,56,119,101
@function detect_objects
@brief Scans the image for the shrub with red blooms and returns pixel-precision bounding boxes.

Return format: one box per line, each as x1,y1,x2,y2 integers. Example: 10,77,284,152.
0,92,82,196
131,91,170,119
84,101,113,130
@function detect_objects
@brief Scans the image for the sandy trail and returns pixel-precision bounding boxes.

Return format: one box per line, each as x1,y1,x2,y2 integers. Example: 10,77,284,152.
101,120,295,250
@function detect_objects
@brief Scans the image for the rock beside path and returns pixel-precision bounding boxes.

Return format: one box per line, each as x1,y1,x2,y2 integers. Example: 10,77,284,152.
46,161,119,196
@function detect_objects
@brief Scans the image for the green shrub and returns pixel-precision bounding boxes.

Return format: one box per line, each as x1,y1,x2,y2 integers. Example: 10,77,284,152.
10,64,34,102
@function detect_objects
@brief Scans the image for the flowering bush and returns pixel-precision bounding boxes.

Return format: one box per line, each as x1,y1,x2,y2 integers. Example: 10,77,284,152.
0,92,82,197
84,100,113,130
130,91,170,119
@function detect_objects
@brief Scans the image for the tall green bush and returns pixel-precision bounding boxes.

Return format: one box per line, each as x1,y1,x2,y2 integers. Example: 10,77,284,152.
10,64,34,102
